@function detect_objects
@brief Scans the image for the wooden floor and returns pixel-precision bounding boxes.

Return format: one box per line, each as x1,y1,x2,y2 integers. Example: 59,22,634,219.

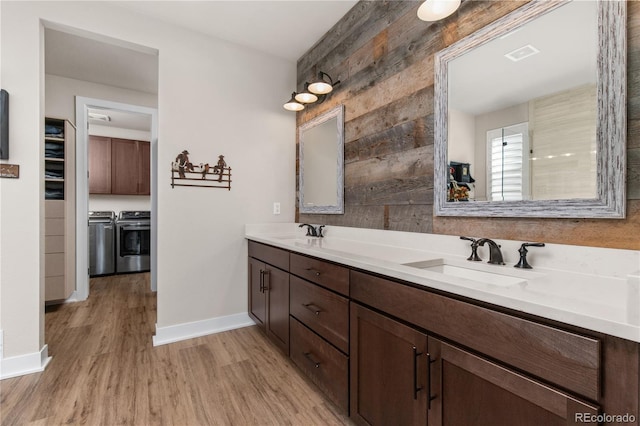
0,274,351,425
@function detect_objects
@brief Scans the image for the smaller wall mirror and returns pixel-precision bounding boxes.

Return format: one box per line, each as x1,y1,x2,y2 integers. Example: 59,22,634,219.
299,104,344,214
434,0,626,218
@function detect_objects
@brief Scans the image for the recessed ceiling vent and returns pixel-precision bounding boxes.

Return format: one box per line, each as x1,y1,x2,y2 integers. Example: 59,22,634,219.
505,44,540,62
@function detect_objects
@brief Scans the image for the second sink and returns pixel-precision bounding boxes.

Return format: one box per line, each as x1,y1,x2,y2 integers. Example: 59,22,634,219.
403,258,527,287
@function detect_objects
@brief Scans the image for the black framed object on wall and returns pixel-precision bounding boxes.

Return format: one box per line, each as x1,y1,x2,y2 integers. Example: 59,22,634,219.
0,89,8,160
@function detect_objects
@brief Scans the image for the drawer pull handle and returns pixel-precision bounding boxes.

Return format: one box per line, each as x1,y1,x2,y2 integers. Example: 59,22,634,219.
427,352,437,409
302,303,322,316
260,269,269,293
303,352,321,368
306,267,321,277
413,346,423,400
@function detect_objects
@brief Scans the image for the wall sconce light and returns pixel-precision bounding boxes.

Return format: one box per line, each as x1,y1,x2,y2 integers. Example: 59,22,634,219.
308,72,339,95
417,0,461,22
295,83,319,104
283,92,305,112
283,71,340,112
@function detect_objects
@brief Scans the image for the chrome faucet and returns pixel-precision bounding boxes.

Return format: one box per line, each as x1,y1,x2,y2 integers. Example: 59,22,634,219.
299,223,319,237
476,238,505,265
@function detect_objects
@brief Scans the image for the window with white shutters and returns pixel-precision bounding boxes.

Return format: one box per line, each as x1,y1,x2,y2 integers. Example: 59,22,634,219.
486,123,530,201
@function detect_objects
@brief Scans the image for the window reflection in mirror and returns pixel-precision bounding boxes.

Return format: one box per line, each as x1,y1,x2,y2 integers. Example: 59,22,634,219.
447,0,597,202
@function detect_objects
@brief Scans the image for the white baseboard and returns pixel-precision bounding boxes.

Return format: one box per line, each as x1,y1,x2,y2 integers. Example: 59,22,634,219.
0,344,51,380
153,313,255,346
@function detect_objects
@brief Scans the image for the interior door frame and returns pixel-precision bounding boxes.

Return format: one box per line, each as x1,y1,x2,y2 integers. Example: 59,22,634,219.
74,97,158,300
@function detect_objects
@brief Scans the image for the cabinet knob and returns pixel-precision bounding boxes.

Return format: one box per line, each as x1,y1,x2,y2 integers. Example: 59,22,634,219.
306,267,321,277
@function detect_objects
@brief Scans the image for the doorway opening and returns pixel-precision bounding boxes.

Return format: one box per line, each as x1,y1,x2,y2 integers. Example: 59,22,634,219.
43,24,158,342
76,99,158,300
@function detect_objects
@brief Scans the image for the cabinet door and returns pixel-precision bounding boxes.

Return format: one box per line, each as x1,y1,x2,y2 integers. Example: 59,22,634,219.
350,303,428,426
138,141,151,195
265,266,289,355
248,257,266,329
111,138,139,195
428,337,599,426
89,136,112,194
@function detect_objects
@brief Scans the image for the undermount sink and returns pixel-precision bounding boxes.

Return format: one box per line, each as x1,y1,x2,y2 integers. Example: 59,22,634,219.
402,258,527,287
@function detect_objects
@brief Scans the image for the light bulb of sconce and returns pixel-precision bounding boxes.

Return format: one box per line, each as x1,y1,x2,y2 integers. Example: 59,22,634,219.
308,81,333,95
295,91,318,103
417,0,461,22
283,92,304,111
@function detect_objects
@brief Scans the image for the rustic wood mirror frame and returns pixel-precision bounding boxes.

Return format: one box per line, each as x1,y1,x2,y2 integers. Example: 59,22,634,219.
434,0,626,218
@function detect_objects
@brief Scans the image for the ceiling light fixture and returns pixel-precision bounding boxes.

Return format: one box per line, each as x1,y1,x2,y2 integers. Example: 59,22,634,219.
283,71,340,112
417,0,461,22
283,92,305,112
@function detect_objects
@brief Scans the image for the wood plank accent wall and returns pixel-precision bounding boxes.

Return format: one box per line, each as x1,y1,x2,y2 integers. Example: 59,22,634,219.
296,0,640,250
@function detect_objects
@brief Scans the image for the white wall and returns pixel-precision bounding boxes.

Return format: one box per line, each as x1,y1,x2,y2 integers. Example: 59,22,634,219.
0,1,296,366
46,74,157,117
447,108,475,166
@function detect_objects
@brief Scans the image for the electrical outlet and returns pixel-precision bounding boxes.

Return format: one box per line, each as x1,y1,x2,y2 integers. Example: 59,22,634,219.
273,202,281,215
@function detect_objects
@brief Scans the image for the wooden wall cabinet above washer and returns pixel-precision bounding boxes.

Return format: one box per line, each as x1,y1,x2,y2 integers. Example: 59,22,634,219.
89,136,150,195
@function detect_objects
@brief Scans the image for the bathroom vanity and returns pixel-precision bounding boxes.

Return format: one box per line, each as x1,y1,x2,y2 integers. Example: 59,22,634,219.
246,223,639,426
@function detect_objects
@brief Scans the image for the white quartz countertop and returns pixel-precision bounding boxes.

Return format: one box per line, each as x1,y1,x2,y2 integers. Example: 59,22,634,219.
246,223,640,343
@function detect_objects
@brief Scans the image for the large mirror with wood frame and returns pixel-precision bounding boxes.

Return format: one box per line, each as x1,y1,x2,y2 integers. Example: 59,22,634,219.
434,0,626,218
299,105,345,214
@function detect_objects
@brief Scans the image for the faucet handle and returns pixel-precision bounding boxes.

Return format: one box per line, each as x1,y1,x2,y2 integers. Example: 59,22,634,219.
514,243,546,269
317,225,325,238
460,236,482,261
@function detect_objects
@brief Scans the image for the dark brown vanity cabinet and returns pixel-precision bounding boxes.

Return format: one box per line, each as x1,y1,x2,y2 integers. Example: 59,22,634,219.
247,242,640,425
289,253,350,412
350,304,600,426
350,303,428,426
248,242,289,355
427,337,598,426
349,271,639,426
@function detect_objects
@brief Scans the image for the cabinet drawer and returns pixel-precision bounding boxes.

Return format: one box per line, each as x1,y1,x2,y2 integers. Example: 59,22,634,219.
351,270,601,401
290,253,349,296
45,253,65,277
290,317,348,413
45,275,66,301
290,276,349,353
45,235,65,253
45,200,64,218
45,218,65,236
248,241,289,271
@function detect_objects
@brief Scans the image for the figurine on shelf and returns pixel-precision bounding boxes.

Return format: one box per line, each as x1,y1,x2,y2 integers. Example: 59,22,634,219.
213,155,227,182
201,163,210,180
175,150,190,178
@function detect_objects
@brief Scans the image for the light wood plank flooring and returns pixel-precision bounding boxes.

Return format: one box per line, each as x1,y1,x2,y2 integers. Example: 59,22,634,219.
0,273,351,425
